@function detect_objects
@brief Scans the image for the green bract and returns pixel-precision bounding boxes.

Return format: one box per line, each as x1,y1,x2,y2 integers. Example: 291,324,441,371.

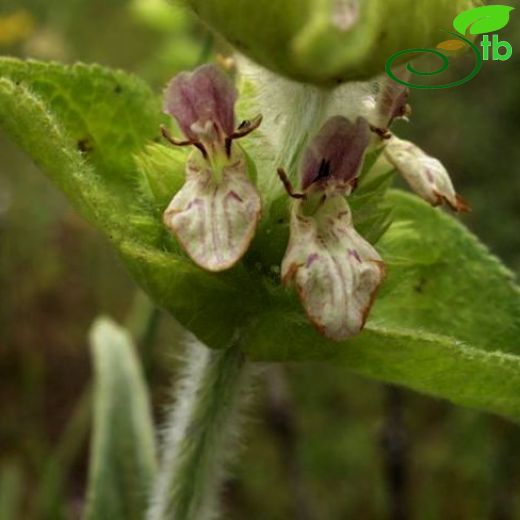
183,0,480,85
2,58,520,423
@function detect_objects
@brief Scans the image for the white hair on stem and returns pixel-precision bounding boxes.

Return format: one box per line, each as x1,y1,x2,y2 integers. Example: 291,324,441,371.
147,333,257,520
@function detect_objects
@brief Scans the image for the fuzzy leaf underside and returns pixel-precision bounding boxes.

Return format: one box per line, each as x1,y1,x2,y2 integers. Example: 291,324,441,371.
85,318,156,520
2,58,520,421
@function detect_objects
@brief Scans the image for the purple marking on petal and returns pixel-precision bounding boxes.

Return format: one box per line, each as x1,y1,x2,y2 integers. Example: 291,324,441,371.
348,249,362,262
306,253,320,268
186,198,204,210
227,190,244,203
163,64,237,141
300,116,370,190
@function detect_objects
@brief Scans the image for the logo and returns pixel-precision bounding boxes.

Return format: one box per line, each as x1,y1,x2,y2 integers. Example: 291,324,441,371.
386,5,514,90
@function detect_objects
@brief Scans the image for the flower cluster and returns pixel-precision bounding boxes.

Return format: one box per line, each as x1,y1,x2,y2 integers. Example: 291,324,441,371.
161,64,467,341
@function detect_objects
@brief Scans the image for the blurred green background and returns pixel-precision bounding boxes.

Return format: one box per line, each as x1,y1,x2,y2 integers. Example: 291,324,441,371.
1,1,519,518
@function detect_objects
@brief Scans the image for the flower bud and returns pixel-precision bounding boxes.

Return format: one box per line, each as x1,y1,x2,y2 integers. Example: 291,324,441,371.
183,0,479,85
384,136,469,212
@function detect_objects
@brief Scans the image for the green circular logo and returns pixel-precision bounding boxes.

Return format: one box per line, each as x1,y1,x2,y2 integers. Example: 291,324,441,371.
385,32,483,90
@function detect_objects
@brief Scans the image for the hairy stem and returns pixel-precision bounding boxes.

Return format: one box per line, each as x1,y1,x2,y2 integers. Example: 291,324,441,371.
148,340,252,520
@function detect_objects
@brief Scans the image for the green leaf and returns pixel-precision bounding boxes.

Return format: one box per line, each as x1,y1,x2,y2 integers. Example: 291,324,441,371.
453,5,514,36
349,165,395,244
0,59,161,186
4,57,520,422
0,58,279,350
182,0,480,85
370,191,520,349
84,318,156,520
240,191,520,421
135,143,187,213
0,59,162,243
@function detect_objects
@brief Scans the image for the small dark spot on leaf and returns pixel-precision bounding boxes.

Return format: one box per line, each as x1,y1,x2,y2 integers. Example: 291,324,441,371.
414,277,427,294
277,218,286,224
77,138,93,153
114,84,122,94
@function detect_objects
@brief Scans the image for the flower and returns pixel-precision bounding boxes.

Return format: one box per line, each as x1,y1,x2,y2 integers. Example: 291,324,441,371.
384,136,470,211
279,116,385,341
373,77,469,212
161,64,262,272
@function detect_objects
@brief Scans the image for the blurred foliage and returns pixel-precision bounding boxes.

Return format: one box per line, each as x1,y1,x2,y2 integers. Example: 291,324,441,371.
0,0,519,519
181,0,481,85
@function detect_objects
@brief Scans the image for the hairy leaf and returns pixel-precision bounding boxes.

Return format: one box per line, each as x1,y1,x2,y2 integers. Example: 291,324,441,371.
84,318,156,520
0,59,162,244
241,191,520,421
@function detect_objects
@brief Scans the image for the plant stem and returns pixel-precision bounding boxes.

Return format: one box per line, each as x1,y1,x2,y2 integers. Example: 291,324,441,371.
380,385,410,520
148,340,252,520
